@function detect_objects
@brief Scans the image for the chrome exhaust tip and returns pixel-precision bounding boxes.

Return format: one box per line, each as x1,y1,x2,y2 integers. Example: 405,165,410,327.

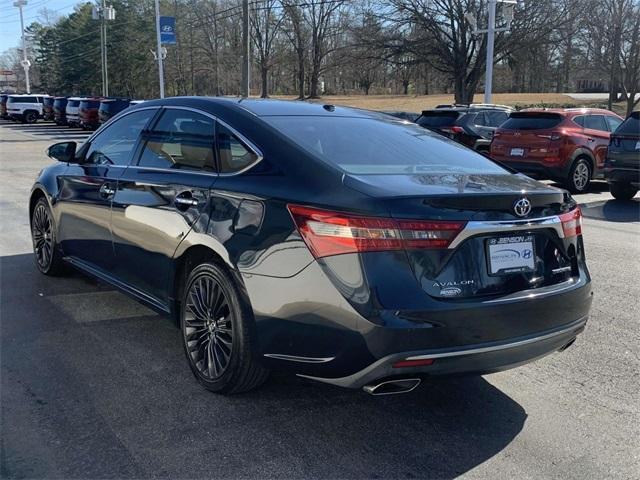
362,378,421,395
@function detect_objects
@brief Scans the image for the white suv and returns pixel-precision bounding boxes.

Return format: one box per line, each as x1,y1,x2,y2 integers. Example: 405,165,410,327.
6,94,50,123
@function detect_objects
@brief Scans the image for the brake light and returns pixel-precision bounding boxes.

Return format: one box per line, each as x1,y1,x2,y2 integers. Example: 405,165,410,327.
559,208,582,238
442,126,464,134
536,133,562,141
287,205,466,258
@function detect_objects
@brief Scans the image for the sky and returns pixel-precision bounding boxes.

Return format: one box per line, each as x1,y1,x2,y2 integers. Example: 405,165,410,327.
0,0,80,53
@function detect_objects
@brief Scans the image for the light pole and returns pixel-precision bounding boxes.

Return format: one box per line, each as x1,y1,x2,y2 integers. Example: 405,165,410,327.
92,2,115,97
466,0,515,104
13,0,31,93
154,0,165,98
241,0,250,97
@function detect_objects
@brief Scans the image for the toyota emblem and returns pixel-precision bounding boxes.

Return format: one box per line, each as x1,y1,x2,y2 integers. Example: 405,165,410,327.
513,197,532,217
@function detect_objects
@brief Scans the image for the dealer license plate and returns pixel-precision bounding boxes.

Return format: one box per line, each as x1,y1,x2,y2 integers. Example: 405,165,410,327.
487,236,535,275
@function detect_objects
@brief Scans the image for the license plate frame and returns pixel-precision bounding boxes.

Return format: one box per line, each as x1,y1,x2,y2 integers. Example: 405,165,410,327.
510,147,524,157
486,235,536,276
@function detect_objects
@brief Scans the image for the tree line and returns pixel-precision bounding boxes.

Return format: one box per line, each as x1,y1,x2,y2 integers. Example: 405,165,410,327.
1,0,639,115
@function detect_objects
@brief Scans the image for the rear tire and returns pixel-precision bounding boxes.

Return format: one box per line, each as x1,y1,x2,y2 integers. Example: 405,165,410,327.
566,158,591,193
610,183,638,201
23,111,38,124
180,262,269,394
30,198,67,276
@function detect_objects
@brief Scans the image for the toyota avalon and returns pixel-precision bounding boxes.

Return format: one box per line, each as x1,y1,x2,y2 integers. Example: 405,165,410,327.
30,97,592,395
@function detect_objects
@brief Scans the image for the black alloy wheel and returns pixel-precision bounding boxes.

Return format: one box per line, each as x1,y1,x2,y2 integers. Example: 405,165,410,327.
31,198,65,275
184,272,234,379
181,263,269,394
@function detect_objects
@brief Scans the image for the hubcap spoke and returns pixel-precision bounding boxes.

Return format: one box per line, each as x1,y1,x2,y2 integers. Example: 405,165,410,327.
183,273,234,380
32,204,53,268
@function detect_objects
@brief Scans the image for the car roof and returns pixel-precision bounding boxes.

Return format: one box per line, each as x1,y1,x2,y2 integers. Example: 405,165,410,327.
137,96,383,119
421,106,512,115
520,107,618,116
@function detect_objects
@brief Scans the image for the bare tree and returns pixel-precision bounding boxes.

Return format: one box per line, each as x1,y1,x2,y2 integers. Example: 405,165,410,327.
251,0,285,97
282,1,308,99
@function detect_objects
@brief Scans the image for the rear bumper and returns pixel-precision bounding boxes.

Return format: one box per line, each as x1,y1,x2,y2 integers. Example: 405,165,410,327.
493,158,571,180
605,167,640,186
300,315,587,389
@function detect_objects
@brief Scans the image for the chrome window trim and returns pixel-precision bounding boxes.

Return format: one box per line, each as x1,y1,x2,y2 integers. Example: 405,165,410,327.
449,215,565,249
161,105,265,176
125,165,217,178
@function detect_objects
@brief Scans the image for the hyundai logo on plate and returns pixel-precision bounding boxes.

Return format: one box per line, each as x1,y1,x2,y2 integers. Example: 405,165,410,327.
513,197,532,217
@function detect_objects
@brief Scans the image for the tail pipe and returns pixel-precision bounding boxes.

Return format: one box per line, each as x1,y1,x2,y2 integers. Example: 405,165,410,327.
362,378,421,396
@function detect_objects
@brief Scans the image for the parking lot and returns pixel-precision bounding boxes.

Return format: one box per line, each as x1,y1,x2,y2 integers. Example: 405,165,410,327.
1,120,639,479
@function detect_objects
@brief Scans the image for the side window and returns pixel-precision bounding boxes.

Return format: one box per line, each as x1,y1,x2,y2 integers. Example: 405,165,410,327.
486,111,508,127
84,109,156,165
217,123,259,173
473,112,487,126
573,115,585,127
583,115,608,132
138,109,216,171
605,116,623,132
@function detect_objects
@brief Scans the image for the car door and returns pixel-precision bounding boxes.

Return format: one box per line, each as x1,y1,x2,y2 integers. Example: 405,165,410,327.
583,114,611,173
110,107,218,307
55,108,158,273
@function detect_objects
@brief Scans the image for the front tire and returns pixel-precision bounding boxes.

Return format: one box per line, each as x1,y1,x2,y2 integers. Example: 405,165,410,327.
30,198,66,276
610,183,638,201
180,262,269,394
566,158,591,193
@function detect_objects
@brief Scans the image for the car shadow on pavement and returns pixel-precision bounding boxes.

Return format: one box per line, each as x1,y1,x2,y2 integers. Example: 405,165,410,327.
1,253,526,479
580,198,640,222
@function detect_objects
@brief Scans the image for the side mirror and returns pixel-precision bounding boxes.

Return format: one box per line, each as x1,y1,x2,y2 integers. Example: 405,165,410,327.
47,141,77,163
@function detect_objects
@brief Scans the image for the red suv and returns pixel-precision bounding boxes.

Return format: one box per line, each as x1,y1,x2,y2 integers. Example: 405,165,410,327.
490,109,623,192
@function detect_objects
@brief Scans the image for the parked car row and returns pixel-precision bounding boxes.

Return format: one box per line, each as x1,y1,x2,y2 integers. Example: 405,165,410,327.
414,104,639,199
0,93,143,130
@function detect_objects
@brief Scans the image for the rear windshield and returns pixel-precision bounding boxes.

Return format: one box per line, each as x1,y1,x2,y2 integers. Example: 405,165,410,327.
67,100,80,107
416,111,461,128
53,99,67,109
501,113,562,130
80,100,100,108
265,116,506,175
43,97,54,106
100,100,128,112
614,113,640,135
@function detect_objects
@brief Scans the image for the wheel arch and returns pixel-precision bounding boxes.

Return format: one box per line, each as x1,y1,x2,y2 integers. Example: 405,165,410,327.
570,149,595,177
170,242,238,326
29,187,48,220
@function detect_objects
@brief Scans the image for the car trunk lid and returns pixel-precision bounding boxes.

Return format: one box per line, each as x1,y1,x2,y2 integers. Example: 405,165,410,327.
343,172,578,300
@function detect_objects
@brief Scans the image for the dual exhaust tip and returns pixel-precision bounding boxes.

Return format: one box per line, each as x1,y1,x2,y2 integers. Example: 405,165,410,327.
362,378,421,395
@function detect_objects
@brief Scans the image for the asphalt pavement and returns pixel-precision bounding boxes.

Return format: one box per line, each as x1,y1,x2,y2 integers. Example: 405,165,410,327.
1,121,639,479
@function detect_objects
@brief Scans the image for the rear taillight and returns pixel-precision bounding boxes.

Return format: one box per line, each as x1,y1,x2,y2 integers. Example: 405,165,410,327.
287,205,466,258
536,133,563,141
559,208,582,238
441,126,464,135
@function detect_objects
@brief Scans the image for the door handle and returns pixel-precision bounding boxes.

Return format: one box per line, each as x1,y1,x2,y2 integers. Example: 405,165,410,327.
174,192,199,209
99,183,115,198
174,197,199,207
